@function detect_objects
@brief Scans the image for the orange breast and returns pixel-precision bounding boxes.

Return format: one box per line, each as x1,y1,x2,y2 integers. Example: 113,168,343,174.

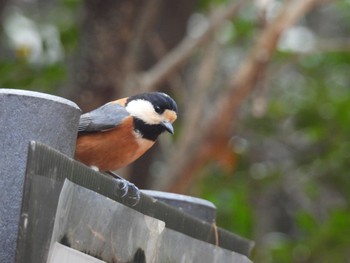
75,116,155,171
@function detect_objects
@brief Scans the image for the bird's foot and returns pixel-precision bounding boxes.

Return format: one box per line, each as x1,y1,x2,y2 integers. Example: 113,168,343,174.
106,171,140,206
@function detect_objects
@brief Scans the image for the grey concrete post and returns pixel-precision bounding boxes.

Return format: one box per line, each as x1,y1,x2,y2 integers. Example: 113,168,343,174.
0,89,81,263
141,190,217,223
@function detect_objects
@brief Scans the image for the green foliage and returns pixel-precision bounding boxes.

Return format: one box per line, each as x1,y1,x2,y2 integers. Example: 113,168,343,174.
0,59,66,92
200,170,254,237
199,48,350,262
198,0,230,11
0,0,82,93
198,0,350,254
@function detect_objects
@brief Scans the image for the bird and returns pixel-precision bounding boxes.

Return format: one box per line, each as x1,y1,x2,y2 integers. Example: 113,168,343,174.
75,92,178,172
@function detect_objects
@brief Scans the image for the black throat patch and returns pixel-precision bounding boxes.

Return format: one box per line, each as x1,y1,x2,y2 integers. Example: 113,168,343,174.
133,118,164,141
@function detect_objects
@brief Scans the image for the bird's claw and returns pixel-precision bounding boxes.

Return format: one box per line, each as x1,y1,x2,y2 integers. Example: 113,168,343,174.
114,179,129,198
105,171,141,206
113,178,140,206
124,182,141,206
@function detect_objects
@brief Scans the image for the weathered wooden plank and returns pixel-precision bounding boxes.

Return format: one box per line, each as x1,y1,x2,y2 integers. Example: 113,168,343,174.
48,179,252,263
17,141,254,263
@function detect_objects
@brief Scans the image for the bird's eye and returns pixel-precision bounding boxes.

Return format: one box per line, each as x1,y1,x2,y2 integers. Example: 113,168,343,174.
154,106,162,114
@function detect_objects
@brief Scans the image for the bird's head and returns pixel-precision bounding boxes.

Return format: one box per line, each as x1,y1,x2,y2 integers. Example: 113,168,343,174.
125,92,178,140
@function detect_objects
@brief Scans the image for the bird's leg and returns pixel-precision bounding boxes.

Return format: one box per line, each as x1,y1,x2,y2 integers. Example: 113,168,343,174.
106,170,124,180
106,171,140,206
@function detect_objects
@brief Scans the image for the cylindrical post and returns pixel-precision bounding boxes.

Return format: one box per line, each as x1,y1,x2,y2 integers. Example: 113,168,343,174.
141,190,217,223
0,89,81,263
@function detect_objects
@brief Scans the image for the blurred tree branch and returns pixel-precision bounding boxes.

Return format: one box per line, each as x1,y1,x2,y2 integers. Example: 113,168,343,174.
146,32,186,94
158,0,328,193
122,0,163,86
127,0,246,93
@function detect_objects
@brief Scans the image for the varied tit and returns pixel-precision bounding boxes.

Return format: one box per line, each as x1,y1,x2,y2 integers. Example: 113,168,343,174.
75,92,178,172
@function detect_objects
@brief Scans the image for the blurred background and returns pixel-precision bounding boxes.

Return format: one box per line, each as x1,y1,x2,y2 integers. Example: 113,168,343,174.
1,0,350,262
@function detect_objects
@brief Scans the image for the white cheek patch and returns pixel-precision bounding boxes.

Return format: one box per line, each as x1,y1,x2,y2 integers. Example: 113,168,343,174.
126,99,162,125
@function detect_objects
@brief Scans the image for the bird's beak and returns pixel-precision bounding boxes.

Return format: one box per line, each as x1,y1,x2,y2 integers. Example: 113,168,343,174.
161,121,174,134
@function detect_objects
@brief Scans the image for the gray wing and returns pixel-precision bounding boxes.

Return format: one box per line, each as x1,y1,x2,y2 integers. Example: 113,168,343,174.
78,102,130,133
